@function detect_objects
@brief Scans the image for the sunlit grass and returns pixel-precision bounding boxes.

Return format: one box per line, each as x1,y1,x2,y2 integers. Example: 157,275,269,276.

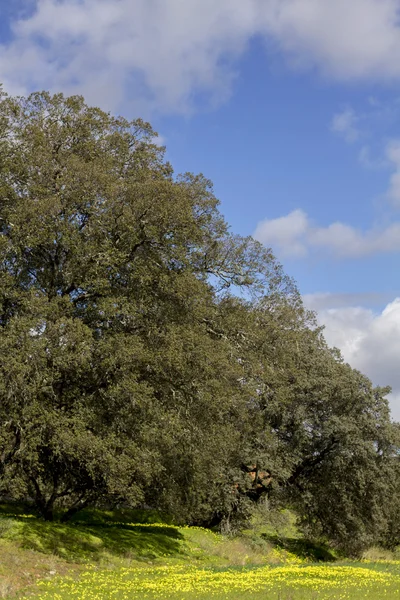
1,505,400,599
34,562,400,599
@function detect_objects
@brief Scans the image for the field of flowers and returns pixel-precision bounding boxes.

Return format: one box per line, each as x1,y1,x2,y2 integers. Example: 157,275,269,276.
1,507,400,599
34,562,400,599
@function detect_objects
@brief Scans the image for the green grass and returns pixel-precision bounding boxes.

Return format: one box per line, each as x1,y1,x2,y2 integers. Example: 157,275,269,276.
0,505,184,564
33,562,400,599
0,503,399,599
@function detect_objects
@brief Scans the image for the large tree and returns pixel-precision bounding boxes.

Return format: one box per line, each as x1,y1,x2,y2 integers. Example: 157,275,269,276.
0,89,397,554
0,90,289,521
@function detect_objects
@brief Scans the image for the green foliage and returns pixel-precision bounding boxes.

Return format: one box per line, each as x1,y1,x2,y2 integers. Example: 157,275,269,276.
0,88,398,554
0,90,269,523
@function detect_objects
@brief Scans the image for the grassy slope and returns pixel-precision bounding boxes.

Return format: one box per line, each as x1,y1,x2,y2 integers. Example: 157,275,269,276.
0,504,399,599
0,503,281,598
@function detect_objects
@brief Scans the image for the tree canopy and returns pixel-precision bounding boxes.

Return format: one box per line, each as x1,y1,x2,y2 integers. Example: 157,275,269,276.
0,89,398,554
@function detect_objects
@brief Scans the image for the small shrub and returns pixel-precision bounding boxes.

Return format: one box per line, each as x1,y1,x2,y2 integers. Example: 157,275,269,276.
362,546,396,562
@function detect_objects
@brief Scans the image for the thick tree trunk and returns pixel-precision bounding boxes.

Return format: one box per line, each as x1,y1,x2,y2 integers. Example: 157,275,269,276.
60,496,92,523
42,506,54,521
29,476,57,521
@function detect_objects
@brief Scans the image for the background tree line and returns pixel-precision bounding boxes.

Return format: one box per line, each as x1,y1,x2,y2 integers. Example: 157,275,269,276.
0,89,399,555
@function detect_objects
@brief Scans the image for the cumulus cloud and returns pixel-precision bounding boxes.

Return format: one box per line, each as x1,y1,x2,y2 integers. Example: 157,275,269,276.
331,108,360,142
0,0,260,114
262,0,400,80
254,209,400,259
253,210,309,258
2,1,400,114
309,297,400,420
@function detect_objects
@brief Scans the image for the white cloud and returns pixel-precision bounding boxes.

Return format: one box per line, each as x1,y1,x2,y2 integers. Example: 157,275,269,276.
2,1,400,114
261,0,400,81
0,0,260,114
313,298,400,420
331,108,360,142
253,209,309,259
254,209,400,259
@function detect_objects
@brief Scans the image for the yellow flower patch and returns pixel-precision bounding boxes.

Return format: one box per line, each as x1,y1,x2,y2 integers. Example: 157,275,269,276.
36,563,400,599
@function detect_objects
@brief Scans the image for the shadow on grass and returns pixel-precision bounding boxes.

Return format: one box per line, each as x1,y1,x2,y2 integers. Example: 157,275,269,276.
17,520,184,562
16,520,184,562
0,502,38,518
264,535,337,562
0,503,184,563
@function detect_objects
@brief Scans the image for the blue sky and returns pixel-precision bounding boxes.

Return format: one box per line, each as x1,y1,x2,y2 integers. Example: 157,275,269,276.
1,0,400,416
159,43,399,296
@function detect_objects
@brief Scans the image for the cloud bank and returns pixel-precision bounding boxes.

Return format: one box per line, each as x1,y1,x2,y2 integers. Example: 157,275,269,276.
2,1,400,113
305,296,400,420
254,209,400,259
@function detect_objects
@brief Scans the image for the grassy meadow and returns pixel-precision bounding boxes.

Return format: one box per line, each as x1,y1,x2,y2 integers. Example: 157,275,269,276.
0,504,399,599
